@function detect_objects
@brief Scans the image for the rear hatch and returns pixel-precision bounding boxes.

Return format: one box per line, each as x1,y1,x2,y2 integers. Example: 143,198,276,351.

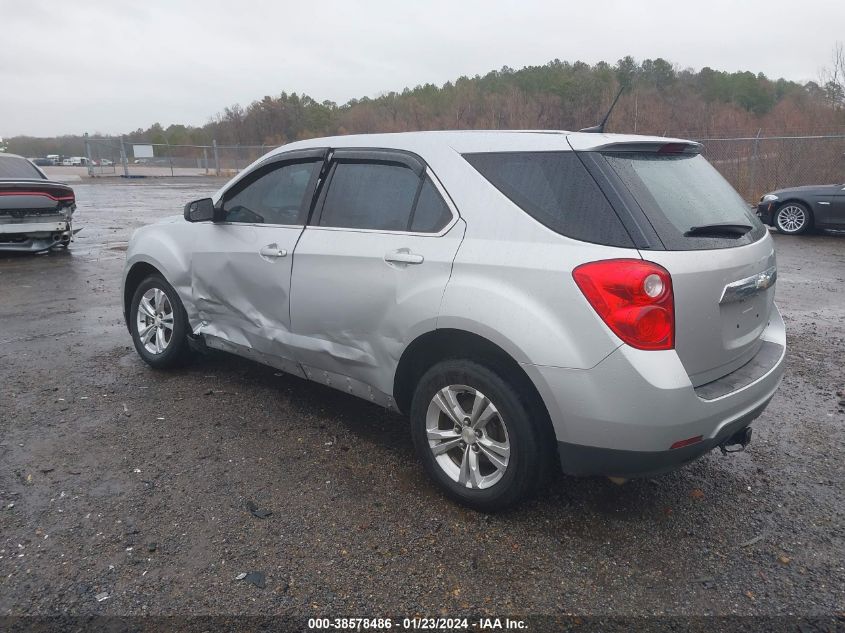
575,139,775,387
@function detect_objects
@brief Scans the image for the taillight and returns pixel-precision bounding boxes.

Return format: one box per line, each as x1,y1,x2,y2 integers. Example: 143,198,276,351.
0,190,75,203
572,259,674,351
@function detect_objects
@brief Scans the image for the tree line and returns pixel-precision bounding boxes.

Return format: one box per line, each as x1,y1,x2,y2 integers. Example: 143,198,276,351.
7,54,845,158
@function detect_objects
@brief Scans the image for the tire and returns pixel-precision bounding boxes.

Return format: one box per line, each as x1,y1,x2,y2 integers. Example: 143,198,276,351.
129,274,191,368
410,359,550,511
775,202,812,235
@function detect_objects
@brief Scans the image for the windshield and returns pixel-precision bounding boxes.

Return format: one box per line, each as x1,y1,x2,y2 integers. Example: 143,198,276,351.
603,152,765,250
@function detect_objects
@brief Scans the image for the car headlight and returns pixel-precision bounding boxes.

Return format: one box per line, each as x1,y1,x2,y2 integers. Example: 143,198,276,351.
762,194,779,203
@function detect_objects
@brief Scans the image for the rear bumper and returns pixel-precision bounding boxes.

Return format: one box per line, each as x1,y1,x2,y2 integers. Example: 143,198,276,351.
557,397,769,477
0,220,71,252
523,304,786,477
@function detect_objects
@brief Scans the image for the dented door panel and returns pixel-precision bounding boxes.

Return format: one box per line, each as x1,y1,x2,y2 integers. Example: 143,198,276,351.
191,223,304,360
289,220,466,397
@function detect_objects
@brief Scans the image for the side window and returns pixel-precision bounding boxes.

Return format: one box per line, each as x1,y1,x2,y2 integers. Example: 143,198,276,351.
410,177,452,232
221,160,320,225
319,162,419,231
463,151,634,247
319,162,452,232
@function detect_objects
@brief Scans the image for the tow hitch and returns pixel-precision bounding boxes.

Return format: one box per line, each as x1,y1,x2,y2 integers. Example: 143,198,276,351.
719,426,752,454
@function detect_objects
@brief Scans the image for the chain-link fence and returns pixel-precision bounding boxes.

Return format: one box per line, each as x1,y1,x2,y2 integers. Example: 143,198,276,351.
84,136,275,178
695,134,845,202
80,133,845,202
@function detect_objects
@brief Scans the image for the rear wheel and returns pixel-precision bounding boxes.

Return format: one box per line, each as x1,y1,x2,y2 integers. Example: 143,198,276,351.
410,359,548,511
129,275,190,368
775,202,811,235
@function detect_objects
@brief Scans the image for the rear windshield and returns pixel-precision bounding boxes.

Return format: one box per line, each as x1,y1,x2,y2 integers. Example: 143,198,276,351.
0,155,44,179
603,153,766,250
463,152,633,247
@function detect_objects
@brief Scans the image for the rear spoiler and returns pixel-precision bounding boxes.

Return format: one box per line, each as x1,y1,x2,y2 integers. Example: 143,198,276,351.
583,141,702,155
566,134,702,155
0,179,75,189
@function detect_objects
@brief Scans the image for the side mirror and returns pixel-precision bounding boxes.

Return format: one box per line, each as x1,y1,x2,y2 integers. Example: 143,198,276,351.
184,198,215,222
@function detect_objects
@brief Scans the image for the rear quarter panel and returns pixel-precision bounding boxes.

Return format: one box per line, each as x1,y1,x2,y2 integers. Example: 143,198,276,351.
433,152,636,369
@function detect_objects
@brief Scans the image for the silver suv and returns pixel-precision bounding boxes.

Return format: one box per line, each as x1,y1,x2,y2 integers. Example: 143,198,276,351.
122,131,785,510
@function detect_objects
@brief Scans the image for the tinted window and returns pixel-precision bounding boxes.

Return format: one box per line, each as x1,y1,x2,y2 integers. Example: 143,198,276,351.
0,155,44,179
603,153,766,250
319,162,419,231
410,177,452,232
222,160,320,225
463,152,633,247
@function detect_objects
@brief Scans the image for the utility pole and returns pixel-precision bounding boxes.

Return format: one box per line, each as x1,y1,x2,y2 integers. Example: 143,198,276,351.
166,139,174,177
749,128,762,201
84,133,94,177
119,137,130,178
212,139,220,177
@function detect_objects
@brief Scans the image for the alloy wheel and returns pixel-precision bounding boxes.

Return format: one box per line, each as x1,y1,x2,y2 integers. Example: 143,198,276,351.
136,287,175,354
425,384,511,489
776,205,806,233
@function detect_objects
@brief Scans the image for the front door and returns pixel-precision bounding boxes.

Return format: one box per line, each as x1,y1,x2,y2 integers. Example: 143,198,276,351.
289,150,464,401
191,150,324,365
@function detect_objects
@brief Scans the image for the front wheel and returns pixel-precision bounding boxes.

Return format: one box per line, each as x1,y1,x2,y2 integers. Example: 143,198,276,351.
775,203,812,235
410,359,549,511
129,274,190,368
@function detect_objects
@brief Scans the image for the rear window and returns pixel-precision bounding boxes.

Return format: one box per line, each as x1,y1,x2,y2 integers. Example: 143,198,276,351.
603,153,766,250
463,152,633,247
0,155,44,179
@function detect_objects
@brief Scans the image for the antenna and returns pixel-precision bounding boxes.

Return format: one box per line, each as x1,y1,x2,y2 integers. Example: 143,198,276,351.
579,86,625,134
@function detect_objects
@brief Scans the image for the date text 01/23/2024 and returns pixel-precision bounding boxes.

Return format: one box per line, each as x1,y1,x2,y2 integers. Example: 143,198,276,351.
307,617,528,630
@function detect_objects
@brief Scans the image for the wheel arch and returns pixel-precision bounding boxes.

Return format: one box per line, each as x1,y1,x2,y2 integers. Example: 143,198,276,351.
393,328,555,442
124,261,165,329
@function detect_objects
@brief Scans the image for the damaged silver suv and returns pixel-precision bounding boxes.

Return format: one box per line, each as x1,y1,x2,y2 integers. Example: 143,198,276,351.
122,131,785,510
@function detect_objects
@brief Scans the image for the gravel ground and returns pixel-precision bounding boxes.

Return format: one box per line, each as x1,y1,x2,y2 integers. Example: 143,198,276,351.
0,179,843,623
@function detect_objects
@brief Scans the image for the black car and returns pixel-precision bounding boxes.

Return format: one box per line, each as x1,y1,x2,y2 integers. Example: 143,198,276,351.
757,184,845,234
0,153,77,252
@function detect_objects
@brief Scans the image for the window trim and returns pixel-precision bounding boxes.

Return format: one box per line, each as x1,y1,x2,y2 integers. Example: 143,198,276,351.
308,151,458,236
325,148,425,176
213,148,328,228
576,151,662,250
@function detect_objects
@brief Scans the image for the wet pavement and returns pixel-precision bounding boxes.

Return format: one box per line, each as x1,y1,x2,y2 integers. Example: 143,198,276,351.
0,179,843,619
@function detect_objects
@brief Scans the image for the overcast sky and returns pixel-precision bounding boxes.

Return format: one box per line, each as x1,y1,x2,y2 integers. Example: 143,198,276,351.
1,0,842,137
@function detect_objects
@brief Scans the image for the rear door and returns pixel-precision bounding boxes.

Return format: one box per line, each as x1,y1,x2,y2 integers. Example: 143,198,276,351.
289,149,464,399
584,145,776,386
190,150,324,365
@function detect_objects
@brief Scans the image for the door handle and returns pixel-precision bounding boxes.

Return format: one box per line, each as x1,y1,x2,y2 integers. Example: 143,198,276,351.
259,245,287,258
384,249,424,265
